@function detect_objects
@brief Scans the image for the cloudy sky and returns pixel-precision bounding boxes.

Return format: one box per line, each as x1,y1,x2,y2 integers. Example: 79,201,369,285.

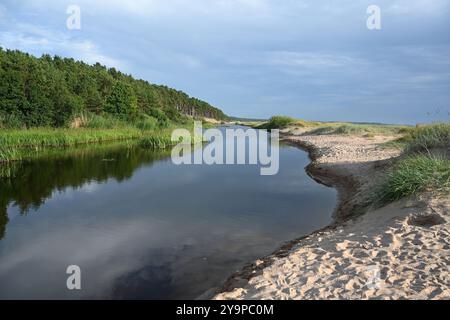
1,0,449,124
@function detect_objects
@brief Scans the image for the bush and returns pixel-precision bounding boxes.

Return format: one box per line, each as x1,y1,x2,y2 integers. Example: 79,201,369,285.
260,116,296,129
0,112,24,129
79,113,129,129
134,115,159,130
148,108,170,127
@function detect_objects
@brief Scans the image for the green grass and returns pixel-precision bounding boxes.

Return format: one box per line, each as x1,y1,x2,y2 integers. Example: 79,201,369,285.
0,128,142,149
377,154,450,203
306,123,405,136
404,123,450,153
0,128,144,162
376,123,450,204
257,116,297,129
0,117,212,162
138,135,175,149
382,123,450,152
255,115,408,135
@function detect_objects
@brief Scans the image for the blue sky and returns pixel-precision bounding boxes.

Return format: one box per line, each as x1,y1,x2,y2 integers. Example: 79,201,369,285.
1,0,449,124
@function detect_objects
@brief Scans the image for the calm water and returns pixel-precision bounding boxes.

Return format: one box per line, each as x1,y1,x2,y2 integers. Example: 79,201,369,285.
0,128,336,299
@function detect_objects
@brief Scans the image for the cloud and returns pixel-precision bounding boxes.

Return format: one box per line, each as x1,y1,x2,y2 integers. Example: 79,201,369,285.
0,22,126,68
265,51,365,69
0,0,449,123
387,0,450,15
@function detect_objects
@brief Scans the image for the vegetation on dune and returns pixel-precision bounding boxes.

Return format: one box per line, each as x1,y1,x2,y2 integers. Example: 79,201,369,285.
376,123,450,204
377,155,450,203
404,123,450,153
306,123,406,136
255,115,407,135
257,116,297,129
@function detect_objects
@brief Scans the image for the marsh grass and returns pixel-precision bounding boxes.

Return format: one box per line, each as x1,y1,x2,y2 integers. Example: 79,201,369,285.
0,128,143,149
138,135,175,149
0,127,182,162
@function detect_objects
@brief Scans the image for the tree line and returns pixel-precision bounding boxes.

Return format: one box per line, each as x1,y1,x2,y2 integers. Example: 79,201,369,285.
0,48,227,128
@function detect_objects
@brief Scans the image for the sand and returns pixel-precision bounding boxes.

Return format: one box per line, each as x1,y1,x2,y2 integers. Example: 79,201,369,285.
213,131,450,300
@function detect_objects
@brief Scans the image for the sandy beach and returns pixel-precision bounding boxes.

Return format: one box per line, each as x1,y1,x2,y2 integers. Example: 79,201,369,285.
213,130,450,300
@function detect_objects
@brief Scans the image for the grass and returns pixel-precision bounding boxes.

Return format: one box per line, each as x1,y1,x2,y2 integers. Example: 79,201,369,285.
377,154,450,203
138,135,175,149
254,115,408,135
256,116,297,129
0,116,212,162
376,123,450,204
404,123,450,153
382,123,450,151
306,123,406,136
0,128,143,162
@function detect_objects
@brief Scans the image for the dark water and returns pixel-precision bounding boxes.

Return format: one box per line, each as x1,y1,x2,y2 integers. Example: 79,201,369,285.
0,128,336,299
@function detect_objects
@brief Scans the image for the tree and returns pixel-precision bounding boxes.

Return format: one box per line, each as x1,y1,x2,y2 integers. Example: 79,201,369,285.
105,82,137,118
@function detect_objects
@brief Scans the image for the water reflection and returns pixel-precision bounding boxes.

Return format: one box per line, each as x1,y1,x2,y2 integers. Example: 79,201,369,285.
0,133,336,299
0,143,171,239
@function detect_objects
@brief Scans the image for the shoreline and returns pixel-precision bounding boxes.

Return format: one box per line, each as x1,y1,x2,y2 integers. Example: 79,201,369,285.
212,131,449,300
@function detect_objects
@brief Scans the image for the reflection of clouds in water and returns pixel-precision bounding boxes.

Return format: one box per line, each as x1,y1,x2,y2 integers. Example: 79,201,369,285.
0,215,170,298
0,137,336,299
51,182,102,200
79,182,100,194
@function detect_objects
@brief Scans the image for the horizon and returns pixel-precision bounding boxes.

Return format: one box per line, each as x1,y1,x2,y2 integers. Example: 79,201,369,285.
1,1,449,125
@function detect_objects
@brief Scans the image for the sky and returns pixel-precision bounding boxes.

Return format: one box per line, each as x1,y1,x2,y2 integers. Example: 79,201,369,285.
0,0,449,124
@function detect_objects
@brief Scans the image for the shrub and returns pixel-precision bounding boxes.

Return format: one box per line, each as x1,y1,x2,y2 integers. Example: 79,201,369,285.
148,108,170,128
134,115,159,130
0,112,24,129
259,116,296,129
79,113,128,129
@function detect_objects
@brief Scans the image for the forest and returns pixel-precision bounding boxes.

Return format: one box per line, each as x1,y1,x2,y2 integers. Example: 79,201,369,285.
0,48,227,129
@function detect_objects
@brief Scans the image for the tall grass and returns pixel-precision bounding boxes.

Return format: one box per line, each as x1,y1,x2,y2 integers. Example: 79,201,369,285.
138,135,175,149
377,155,450,203
0,117,209,161
0,126,187,162
405,123,450,153
307,123,405,136
376,123,450,204
382,123,450,151
0,128,142,149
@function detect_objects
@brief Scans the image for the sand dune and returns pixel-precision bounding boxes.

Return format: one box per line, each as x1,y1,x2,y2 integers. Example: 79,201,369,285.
213,132,449,300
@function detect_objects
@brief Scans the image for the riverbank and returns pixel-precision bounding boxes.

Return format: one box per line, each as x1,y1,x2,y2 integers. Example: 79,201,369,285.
0,121,209,163
213,129,449,300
